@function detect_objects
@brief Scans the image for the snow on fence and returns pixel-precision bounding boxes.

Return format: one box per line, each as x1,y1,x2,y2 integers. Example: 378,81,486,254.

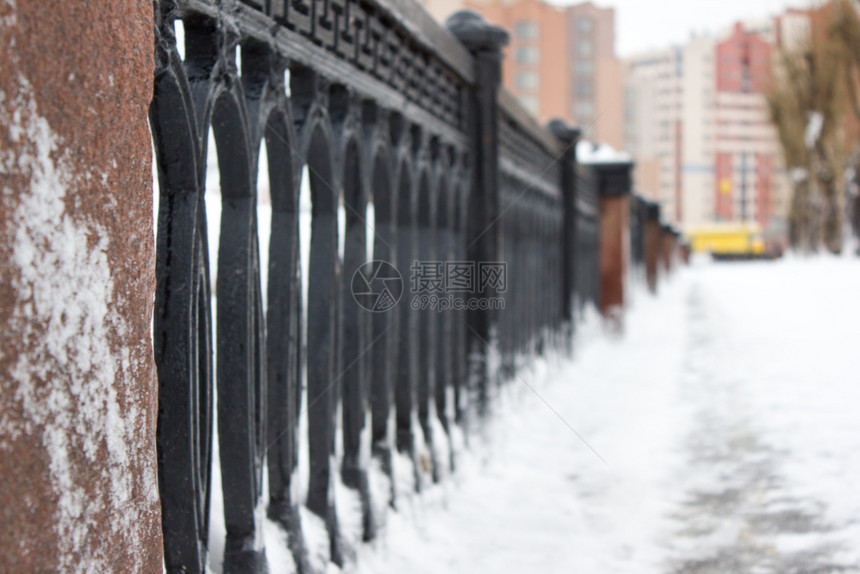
1,1,679,572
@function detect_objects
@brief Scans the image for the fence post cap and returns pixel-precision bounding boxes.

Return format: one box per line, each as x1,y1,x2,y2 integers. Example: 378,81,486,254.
547,119,581,144
446,10,509,53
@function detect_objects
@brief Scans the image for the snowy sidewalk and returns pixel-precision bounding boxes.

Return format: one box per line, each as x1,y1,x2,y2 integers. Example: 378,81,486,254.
355,257,860,574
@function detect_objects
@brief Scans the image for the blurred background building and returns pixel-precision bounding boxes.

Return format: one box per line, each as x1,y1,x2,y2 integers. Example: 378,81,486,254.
423,0,624,147
623,9,811,232
420,0,816,235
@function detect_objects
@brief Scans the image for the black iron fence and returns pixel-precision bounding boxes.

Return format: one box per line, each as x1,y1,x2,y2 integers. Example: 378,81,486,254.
572,156,601,313
630,194,646,271
496,93,564,372
150,1,616,572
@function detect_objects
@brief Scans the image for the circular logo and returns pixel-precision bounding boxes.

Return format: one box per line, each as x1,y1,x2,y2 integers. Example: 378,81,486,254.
351,261,403,312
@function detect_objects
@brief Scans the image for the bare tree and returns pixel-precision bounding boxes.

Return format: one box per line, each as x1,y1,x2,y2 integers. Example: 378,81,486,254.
830,0,860,250
767,0,855,254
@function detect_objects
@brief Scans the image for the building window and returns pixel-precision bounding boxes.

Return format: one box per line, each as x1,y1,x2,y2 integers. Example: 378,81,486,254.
516,71,539,91
577,38,592,57
575,59,593,76
515,46,540,65
577,17,593,34
576,81,593,97
573,100,594,119
514,20,539,40
519,95,540,115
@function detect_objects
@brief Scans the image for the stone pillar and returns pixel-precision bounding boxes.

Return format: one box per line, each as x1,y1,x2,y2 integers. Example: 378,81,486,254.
643,201,661,294
669,228,680,270
661,224,673,273
447,10,508,416
0,3,159,572
678,230,685,264
680,240,691,265
593,161,632,318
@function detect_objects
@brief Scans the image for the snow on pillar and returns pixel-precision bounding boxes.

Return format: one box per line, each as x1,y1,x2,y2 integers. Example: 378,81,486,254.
0,2,160,571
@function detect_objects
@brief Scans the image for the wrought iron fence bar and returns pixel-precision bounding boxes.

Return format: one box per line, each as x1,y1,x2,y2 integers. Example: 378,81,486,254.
498,156,560,198
178,0,471,144
178,0,475,83
148,1,615,572
368,0,476,80
497,89,561,157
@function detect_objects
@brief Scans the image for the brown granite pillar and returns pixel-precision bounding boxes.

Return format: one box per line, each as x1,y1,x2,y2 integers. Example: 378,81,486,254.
669,230,680,269
593,161,633,317
643,202,661,294
0,2,160,571
599,194,629,314
661,224,674,274
680,240,691,265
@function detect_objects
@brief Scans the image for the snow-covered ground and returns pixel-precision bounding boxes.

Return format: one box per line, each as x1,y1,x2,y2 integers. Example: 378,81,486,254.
353,255,860,574
166,136,860,572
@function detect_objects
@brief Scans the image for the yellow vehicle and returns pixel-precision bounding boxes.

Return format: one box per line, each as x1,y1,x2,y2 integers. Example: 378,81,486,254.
685,222,766,259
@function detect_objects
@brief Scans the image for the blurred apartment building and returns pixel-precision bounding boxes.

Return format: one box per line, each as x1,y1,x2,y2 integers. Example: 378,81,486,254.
624,10,811,230
421,0,623,147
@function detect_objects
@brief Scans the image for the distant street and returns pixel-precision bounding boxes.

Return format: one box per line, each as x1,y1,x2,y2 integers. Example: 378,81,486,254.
356,257,860,574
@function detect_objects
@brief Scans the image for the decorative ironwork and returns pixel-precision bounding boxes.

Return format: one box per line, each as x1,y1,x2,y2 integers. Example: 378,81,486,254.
149,1,605,572
574,161,601,311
